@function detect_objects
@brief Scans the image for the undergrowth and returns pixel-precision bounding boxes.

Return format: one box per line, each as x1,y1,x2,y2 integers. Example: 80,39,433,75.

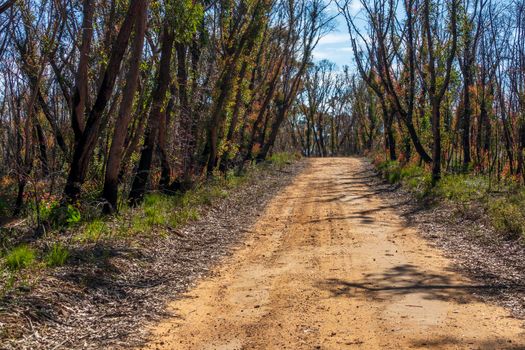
1,155,297,290
267,152,301,167
375,160,432,199
374,158,525,240
122,170,248,236
488,191,525,239
44,243,69,267
4,245,35,270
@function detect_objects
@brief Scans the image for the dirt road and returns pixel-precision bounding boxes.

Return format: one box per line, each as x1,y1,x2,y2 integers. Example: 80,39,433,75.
142,158,525,349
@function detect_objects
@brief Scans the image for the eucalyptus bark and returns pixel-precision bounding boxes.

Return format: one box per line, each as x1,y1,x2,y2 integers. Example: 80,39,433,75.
102,0,148,212
65,0,142,202
128,23,175,205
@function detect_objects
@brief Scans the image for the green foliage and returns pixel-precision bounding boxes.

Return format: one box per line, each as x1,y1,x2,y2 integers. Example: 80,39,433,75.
48,204,82,227
435,175,490,203
376,160,400,183
4,245,35,270
375,158,525,240
268,152,300,167
130,192,202,234
128,169,256,235
79,219,109,242
44,243,69,267
488,191,525,239
376,161,432,198
224,170,246,188
166,0,204,44
65,205,81,225
400,165,433,198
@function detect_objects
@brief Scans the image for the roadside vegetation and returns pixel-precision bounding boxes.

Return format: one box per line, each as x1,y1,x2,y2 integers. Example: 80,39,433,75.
373,156,525,241
0,154,298,298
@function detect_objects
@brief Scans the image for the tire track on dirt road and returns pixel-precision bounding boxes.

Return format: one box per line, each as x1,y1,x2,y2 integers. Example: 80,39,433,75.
142,158,525,350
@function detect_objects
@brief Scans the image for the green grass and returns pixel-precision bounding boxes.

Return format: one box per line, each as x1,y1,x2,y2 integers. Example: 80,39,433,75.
4,245,35,270
435,174,490,203
267,152,300,167
125,164,265,235
374,159,525,240
78,219,109,242
375,160,432,198
44,243,69,267
128,174,243,234
0,156,298,297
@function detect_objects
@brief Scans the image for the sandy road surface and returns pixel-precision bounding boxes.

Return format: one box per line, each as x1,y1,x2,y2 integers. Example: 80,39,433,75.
142,158,525,349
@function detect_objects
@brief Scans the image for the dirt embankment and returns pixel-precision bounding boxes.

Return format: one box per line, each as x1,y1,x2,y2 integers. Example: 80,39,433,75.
142,158,525,350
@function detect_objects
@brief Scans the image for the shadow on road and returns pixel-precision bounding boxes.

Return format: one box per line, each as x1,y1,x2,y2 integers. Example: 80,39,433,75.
317,264,519,303
409,336,524,349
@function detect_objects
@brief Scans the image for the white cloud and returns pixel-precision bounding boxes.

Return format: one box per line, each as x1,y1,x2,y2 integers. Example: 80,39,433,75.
349,0,364,14
318,32,350,45
313,44,354,68
312,50,333,60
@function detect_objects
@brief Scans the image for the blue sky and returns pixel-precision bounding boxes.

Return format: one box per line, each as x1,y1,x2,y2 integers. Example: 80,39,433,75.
313,0,364,69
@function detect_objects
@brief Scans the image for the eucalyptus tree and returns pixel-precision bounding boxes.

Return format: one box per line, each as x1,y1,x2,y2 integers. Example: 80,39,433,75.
339,0,433,164
256,0,336,161
299,59,335,157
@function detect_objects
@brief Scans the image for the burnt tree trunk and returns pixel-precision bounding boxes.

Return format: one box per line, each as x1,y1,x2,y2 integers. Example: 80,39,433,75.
65,0,142,202
128,23,175,205
102,0,147,212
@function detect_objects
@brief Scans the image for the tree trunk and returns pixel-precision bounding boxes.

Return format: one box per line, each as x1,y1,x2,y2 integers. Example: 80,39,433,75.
35,120,49,176
220,60,249,170
461,58,473,167
71,0,94,145
128,23,175,205
64,0,142,202
102,0,147,212
431,101,442,183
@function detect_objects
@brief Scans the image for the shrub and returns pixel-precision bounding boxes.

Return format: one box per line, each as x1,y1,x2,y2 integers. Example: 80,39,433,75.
404,172,432,199
376,160,398,173
376,160,402,183
48,204,82,227
374,156,525,240
225,171,246,188
400,164,425,179
44,243,69,267
26,199,60,226
488,191,525,239
435,174,489,203
4,245,35,270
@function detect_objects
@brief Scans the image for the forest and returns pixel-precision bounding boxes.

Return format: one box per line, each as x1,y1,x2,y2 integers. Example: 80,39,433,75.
0,0,336,219
1,0,525,348
296,0,525,181
2,0,525,227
